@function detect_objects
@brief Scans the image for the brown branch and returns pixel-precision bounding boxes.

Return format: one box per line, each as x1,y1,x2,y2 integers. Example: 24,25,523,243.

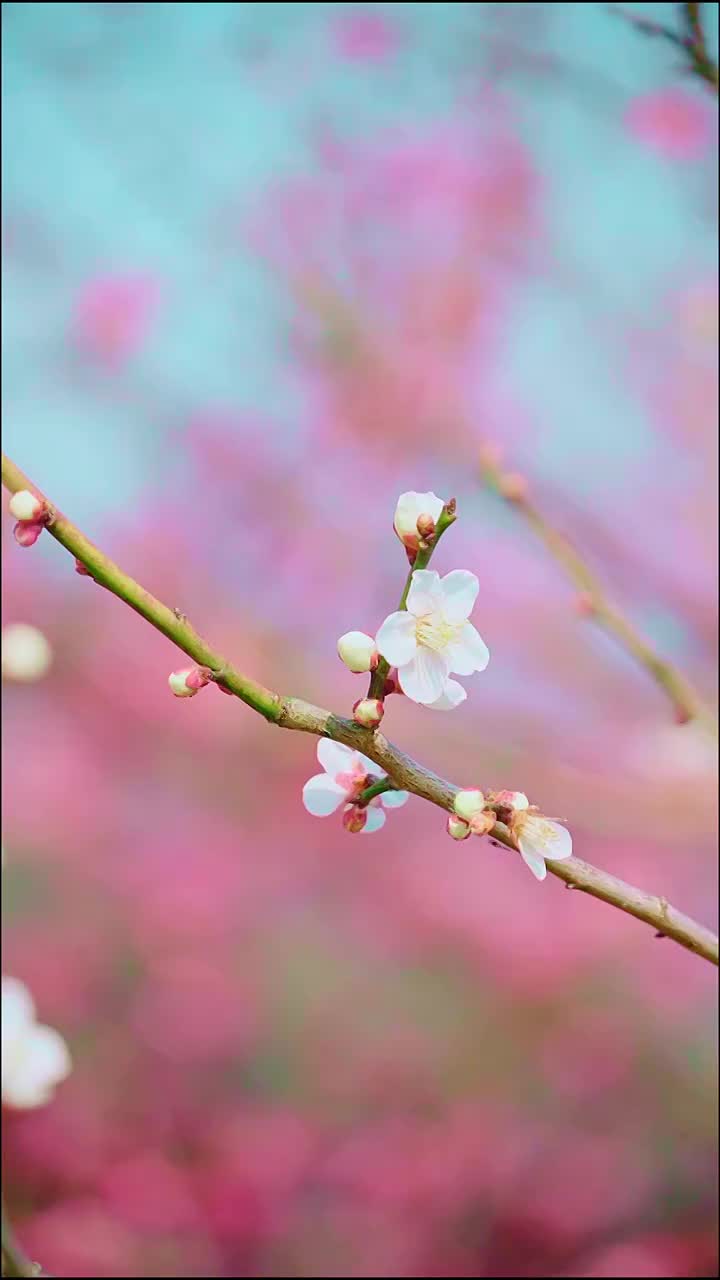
607,3,719,92
2,453,717,967
479,451,717,736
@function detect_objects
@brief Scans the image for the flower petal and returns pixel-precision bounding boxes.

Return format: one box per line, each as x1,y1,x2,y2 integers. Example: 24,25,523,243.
540,821,573,861
360,806,387,834
375,612,417,666
355,752,385,778
398,649,450,705
424,678,467,711
406,570,442,618
302,774,347,816
447,622,490,676
381,789,409,808
519,845,547,880
316,739,355,777
439,570,479,622
4,1025,71,1109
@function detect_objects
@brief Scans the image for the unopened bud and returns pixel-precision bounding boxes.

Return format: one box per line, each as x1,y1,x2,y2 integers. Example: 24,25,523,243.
168,667,208,698
453,789,485,821
492,790,529,811
343,806,367,833
1,623,52,682
469,809,496,837
217,683,234,696
75,559,92,576
446,814,470,841
352,697,384,729
498,472,528,502
13,522,44,548
416,512,436,540
8,490,46,523
575,592,596,618
337,631,379,674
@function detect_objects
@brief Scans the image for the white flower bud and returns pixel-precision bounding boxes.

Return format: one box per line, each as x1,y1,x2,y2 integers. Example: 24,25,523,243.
1,624,53,682
168,668,198,697
2,977,72,1109
453,789,485,821
352,698,384,729
337,631,378,674
8,490,46,523
446,814,470,841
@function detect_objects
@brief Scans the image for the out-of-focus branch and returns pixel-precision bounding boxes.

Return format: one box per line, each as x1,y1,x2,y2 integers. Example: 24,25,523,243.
479,450,717,737
607,3,719,92
2,453,718,967
1,1200,43,1278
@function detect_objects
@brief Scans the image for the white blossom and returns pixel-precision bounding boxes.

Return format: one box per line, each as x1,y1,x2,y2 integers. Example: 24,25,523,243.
2,977,71,1109
506,793,573,881
1,624,53,682
375,570,489,706
302,740,408,834
393,491,445,551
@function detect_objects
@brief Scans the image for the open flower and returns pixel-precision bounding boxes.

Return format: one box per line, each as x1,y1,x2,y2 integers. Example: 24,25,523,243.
302,740,408,833
2,977,72,1109
505,793,573,881
375,570,489,705
393,491,445,552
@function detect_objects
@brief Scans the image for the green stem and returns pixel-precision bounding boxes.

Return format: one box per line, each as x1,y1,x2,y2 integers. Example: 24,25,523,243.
367,502,457,700
356,777,398,807
1,1200,42,1278
1,455,282,724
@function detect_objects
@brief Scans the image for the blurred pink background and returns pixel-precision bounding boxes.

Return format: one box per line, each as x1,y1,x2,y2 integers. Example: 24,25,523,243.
2,3,718,1276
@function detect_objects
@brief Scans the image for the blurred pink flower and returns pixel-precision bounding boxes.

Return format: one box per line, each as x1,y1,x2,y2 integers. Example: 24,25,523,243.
624,90,713,159
72,273,161,368
333,11,401,62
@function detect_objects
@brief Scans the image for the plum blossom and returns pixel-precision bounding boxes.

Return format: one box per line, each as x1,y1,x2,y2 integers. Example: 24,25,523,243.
337,631,378,673
302,740,408,834
503,792,573,881
8,490,46,523
2,977,72,1109
375,569,489,706
393,491,445,552
2,623,53,682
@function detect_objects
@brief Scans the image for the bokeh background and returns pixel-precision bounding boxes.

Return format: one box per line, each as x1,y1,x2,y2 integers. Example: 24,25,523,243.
2,3,718,1276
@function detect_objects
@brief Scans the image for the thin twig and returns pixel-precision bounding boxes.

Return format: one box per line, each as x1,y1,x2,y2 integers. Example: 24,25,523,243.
1,1199,43,1278
606,2,719,92
479,452,717,736
2,453,717,967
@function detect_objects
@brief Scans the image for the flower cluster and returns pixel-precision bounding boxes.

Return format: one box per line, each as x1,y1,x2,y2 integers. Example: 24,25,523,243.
303,740,408,834
449,788,573,880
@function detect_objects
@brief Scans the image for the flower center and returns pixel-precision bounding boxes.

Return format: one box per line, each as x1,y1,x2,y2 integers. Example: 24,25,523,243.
415,613,463,654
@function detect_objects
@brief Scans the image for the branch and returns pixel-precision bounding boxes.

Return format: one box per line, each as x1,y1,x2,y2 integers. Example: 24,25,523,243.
1,1199,43,1278
606,3,718,93
479,451,717,737
2,453,717,967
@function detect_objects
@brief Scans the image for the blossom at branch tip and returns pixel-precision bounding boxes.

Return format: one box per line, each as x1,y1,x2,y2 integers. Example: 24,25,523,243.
168,667,210,698
2,976,72,1109
453,789,485,821
1,624,53,683
393,491,445,552
375,569,489,706
8,490,46,523
302,739,408,834
503,792,573,881
337,631,378,674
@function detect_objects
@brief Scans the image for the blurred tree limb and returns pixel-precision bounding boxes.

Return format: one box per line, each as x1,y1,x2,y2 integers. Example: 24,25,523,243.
607,2,719,92
479,449,718,737
1,1200,43,1278
2,452,717,967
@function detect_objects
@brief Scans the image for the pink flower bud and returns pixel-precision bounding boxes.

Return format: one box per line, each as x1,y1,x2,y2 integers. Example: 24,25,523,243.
168,667,208,698
8,490,46,523
469,810,496,837
217,683,234,696
673,704,692,725
75,559,92,576
13,522,44,548
343,806,367,833
416,512,436,540
352,697,384,729
575,592,596,618
446,814,470,841
498,472,528,502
